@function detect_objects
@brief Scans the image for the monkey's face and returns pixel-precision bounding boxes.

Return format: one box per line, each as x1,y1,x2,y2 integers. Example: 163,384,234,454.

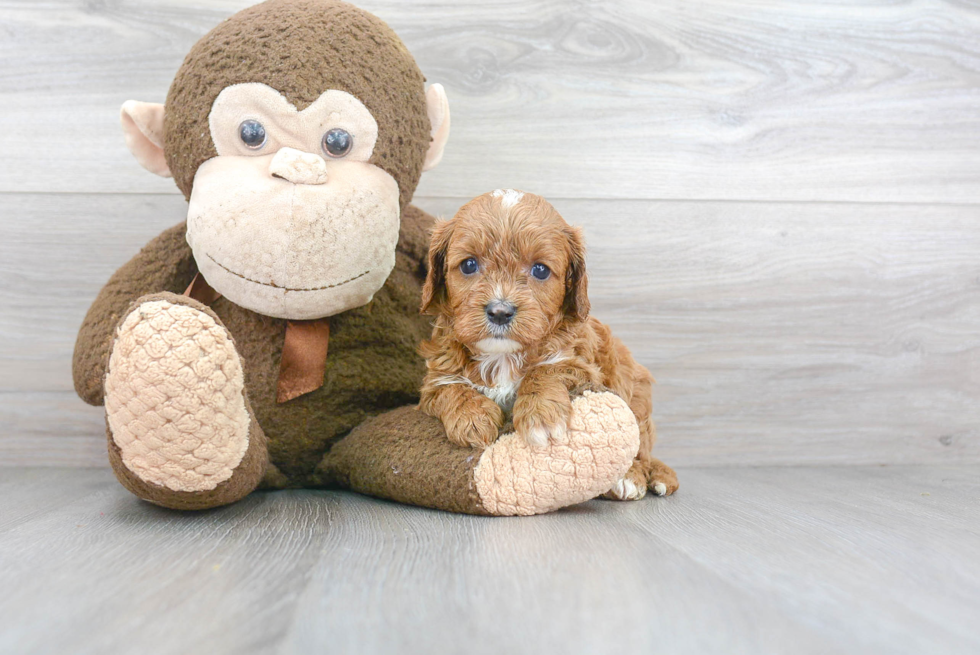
184,83,400,320
119,0,451,320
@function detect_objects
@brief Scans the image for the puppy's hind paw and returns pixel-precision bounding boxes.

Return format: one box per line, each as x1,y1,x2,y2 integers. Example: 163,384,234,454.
603,476,647,501
644,458,679,497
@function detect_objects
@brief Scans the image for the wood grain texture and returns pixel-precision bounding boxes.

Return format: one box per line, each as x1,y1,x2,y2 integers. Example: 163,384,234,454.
2,193,977,467
0,393,106,467
1,0,980,201
0,466,977,654
564,197,980,466
621,466,980,654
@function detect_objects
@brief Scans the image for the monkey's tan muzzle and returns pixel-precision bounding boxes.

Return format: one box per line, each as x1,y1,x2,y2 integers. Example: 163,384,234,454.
269,147,329,185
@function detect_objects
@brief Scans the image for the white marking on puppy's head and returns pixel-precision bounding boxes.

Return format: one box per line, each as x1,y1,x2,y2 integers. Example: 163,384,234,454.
491,188,525,210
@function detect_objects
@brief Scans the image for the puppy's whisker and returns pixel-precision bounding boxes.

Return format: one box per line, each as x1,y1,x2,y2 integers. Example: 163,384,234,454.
486,323,512,338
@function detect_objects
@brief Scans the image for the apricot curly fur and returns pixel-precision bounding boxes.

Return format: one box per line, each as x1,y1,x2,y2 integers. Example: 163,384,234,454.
418,191,678,497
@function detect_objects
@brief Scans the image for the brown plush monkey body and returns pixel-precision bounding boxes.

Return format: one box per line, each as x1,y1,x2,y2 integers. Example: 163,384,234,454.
75,212,432,490
73,0,644,515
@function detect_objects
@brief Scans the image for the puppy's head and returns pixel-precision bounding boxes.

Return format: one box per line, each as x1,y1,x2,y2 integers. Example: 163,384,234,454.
421,189,589,354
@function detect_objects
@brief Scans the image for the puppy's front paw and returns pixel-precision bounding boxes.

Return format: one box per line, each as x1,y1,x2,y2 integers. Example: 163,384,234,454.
442,396,504,449
520,419,567,449
513,392,571,449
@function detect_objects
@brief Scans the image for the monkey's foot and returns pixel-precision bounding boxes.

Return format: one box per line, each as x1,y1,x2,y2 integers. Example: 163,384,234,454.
474,391,640,515
104,292,267,510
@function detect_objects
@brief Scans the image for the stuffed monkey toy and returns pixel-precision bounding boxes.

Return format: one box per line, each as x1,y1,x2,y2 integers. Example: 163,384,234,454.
72,0,641,515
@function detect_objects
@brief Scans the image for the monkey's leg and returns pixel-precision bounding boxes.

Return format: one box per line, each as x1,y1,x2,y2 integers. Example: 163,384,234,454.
104,292,267,510
319,390,640,516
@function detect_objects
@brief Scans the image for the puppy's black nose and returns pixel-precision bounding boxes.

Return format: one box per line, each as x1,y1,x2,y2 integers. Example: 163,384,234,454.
486,300,517,326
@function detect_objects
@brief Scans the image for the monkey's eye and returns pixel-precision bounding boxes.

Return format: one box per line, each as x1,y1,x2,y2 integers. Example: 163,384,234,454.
322,128,353,158
530,263,551,280
239,120,267,149
459,258,479,276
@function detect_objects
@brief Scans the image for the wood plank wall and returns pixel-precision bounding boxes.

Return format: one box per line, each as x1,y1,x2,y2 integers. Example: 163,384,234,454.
1,0,978,467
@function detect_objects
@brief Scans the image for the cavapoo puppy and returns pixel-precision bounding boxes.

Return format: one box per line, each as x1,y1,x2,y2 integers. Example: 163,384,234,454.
419,190,678,500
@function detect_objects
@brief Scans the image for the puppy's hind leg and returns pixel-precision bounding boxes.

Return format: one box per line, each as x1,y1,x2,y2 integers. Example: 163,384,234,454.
602,377,678,500
641,456,679,497
603,456,679,500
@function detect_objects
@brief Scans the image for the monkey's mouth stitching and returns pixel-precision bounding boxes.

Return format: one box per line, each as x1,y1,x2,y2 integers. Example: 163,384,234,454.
207,254,369,291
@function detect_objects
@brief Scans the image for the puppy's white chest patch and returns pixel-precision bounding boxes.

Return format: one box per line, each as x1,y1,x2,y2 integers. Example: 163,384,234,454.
476,380,520,414
474,351,524,415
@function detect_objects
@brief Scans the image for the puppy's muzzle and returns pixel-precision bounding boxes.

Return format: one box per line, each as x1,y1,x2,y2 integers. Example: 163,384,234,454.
486,300,517,326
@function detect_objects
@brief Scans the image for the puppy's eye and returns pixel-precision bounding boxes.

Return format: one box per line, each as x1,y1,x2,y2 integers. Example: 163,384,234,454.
530,263,551,280
459,258,479,276
322,128,353,158
239,120,267,149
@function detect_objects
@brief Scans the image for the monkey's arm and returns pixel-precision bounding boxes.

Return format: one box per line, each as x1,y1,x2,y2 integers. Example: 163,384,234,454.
72,222,197,405
319,390,641,516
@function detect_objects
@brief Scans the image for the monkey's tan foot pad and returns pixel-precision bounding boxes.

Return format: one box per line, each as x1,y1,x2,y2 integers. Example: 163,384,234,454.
104,295,252,495
474,391,640,516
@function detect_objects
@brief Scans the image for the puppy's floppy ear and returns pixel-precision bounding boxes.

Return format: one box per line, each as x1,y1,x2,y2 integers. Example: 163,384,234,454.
562,225,590,321
421,220,455,315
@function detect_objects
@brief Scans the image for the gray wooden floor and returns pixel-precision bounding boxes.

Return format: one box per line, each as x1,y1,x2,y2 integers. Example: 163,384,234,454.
1,465,978,655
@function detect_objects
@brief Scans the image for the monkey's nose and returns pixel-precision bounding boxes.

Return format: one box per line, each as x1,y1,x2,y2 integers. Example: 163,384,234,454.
269,147,329,185
486,300,517,326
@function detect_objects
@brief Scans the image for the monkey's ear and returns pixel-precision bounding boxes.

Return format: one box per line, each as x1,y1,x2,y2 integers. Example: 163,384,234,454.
563,226,591,322
420,219,455,315
422,84,450,172
120,100,172,178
